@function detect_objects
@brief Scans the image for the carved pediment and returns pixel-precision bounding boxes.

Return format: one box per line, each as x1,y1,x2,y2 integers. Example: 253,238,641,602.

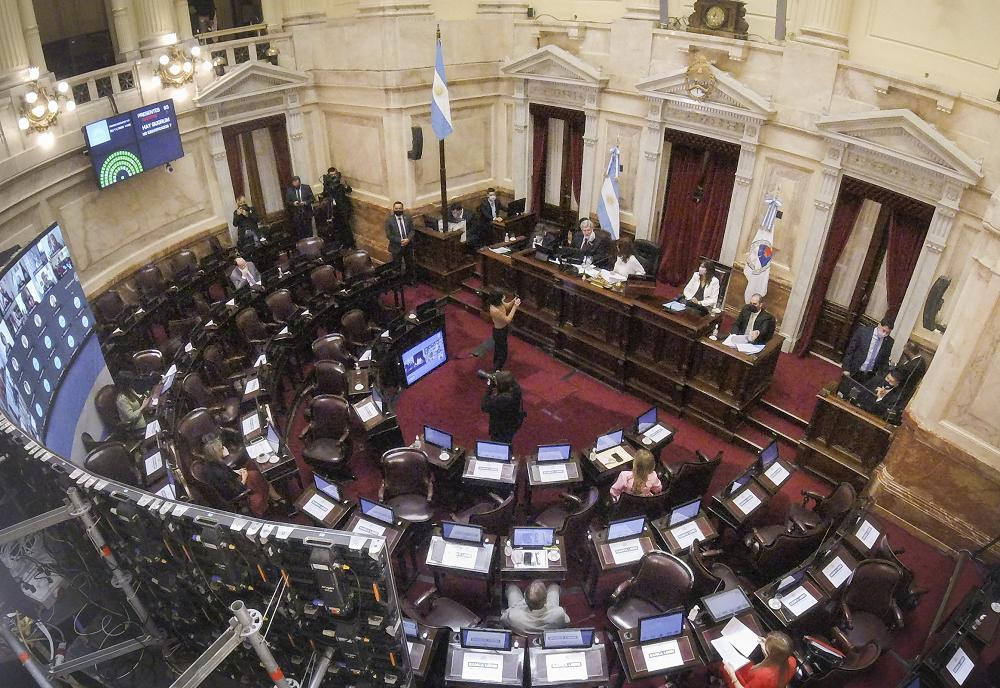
194,61,310,107
636,62,775,120
502,45,607,87
817,109,982,185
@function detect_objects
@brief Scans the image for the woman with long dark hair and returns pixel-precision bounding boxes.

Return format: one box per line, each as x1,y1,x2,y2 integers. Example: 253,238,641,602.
487,289,520,371
481,370,524,445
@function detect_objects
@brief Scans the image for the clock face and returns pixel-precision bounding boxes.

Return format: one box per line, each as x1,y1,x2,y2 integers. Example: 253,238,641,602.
705,5,728,29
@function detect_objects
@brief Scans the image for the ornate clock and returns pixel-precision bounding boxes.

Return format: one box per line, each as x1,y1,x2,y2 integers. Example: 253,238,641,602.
687,1,749,40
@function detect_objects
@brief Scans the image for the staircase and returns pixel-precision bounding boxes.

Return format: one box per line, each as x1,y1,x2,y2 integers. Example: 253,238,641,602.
734,398,809,458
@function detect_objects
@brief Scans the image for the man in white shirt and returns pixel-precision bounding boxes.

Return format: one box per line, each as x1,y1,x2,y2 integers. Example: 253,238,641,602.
682,260,720,309
500,580,570,636
230,256,263,291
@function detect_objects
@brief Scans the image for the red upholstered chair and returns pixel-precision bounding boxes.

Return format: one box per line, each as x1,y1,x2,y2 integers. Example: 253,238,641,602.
452,492,516,535
607,489,672,521
181,372,241,425
94,385,138,440
606,551,694,635
831,559,905,652
342,250,374,281
299,395,352,478
533,487,600,566
314,360,349,396
84,442,141,487
188,460,251,514
689,539,751,595
662,450,722,506
296,237,325,259
310,265,341,297
789,482,857,533
202,343,246,387
378,448,434,524
874,538,928,611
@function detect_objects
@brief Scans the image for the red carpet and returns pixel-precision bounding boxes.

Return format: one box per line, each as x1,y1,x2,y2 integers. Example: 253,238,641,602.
281,285,994,688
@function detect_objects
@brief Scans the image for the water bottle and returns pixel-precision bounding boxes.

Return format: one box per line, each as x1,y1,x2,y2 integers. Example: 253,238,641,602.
710,323,719,340
413,435,422,450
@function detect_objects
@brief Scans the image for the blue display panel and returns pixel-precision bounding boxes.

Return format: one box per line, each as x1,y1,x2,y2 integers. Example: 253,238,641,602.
401,329,447,386
83,99,184,189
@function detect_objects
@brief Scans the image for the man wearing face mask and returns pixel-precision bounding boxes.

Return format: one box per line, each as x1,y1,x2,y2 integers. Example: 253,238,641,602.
384,200,416,285
682,259,720,310
478,187,506,224
730,292,775,344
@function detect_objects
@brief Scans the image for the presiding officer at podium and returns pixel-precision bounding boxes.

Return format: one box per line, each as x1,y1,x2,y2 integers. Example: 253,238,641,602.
730,293,775,344
683,260,720,309
566,219,613,269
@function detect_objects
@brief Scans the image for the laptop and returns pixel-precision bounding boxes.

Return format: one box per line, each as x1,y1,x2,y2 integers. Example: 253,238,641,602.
607,516,646,542
757,440,779,471
595,428,624,452
441,521,484,545
629,609,688,670
727,472,752,497
467,440,515,482
402,618,420,639
507,198,526,216
423,425,453,459
701,587,753,623
430,523,493,571
460,628,513,652
536,443,571,462
512,527,554,548
359,498,395,525
635,407,672,444
667,498,701,527
638,610,684,644
476,440,511,461
313,475,341,502
775,567,808,594
542,628,595,650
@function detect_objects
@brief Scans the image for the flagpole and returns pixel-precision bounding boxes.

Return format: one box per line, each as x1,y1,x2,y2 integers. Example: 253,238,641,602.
437,25,449,229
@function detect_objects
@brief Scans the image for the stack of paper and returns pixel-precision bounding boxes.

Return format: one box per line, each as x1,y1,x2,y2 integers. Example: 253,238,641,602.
663,301,687,312
721,617,760,658
609,539,643,565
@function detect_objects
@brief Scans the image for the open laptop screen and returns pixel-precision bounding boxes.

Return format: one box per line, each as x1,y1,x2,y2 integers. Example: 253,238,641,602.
668,498,701,526
402,618,419,639
728,473,752,496
313,475,340,502
423,425,452,451
359,498,394,525
638,611,684,643
607,516,645,541
460,628,512,651
441,521,484,544
595,429,624,452
542,628,595,649
702,587,752,623
636,407,657,433
512,527,554,548
536,443,571,462
476,440,511,462
758,440,779,469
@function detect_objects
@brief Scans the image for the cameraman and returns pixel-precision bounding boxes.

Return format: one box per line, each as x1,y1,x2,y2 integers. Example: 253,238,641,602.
481,370,524,444
322,167,354,248
233,196,261,250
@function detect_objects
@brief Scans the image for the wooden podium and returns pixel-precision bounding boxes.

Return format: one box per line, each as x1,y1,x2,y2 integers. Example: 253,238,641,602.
490,211,535,245
413,224,474,292
685,335,783,436
797,387,896,488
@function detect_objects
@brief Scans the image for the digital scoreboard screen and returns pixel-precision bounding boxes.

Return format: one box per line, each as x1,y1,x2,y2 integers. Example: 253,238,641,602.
83,99,184,189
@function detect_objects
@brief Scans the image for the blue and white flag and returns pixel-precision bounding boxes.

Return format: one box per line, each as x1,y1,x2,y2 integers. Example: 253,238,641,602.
430,38,453,140
743,192,781,302
596,146,621,239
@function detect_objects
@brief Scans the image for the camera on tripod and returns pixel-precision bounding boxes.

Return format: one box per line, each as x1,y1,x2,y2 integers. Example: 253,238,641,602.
477,370,497,386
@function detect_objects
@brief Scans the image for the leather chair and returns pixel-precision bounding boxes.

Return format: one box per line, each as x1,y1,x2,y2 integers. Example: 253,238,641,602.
172,249,199,279
296,237,325,259
310,265,341,297
132,349,164,378
94,290,129,327
189,460,251,514
800,636,880,687
236,308,273,350
743,522,827,583
299,395,352,477
192,293,213,317
203,343,246,387
789,482,857,533
452,491,516,535
181,372,240,425
312,333,356,367
343,250,374,281
608,488,672,521
340,308,378,353
265,289,300,325
402,585,480,632
168,316,199,341
689,539,751,595
80,432,100,453
135,264,165,301
84,442,141,487
633,239,660,276
831,559,904,651
177,407,237,465
662,450,721,506
314,360,349,396
606,551,694,635
874,539,928,612
533,487,600,565
94,384,137,439
379,448,434,524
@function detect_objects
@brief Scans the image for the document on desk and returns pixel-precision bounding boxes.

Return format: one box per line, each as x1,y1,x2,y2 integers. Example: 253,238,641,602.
721,617,760,657
642,639,684,671
144,420,160,439
609,538,644,565
780,586,818,617
471,460,504,480
723,334,748,347
855,519,880,549
643,424,673,443
545,652,588,682
461,651,504,682
441,542,481,569
736,342,766,354
242,413,261,436
596,447,631,469
711,636,750,669
670,521,705,550
489,246,511,254
763,461,790,485
156,483,176,500
732,489,762,515
355,401,379,423
302,494,335,522
352,519,386,537
245,377,260,394
184,341,194,353
144,452,163,476
246,438,271,460
663,300,687,312
945,647,974,685
537,463,569,482
821,556,852,588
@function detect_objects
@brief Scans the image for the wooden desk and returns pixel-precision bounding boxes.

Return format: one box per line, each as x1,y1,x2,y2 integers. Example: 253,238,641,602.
693,609,767,663
527,631,610,687
582,442,638,485
755,457,796,495
525,456,584,506
624,419,676,459
462,456,519,493
686,335,783,437
445,632,526,687
754,575,831,634
414,224,475,292
651,513,718,555
797,388,895,488
613,626,702,688
808,543,860,597
493,212,536,245
343,512,408,558
708,479,771,532
406,621,443,682
293,487,351,529
584,524,657,606
425,530,498,602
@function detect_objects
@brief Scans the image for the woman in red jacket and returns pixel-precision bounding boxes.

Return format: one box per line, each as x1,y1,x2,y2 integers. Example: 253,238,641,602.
723,631,796,688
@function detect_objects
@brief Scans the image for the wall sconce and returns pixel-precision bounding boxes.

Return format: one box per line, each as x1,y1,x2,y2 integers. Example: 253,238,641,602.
213,56,228,77
265,47,279,66
17,75,75,144
154,44,209,87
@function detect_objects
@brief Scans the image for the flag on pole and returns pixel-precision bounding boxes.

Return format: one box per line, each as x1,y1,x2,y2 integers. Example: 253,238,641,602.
743,193,781,302
596,146,621,239
430,38,453,140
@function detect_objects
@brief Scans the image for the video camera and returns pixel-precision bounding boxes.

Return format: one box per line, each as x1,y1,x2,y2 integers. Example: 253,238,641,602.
477,370,497,386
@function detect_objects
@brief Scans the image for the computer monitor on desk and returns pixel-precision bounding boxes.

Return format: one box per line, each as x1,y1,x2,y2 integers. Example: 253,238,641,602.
507,198,526,216
442,521,484,545
667,499,701,527
595,429,624,452
758,440,779,471
402,618,419,639
638,610,684,643
607,516,646,542
701,587,753,623
542,628,595,649
358,498,395,526
313,475,341,502
476,440,511,462
424,425,453,452
512,527,554,548
460,628,513,652
536,443,571,462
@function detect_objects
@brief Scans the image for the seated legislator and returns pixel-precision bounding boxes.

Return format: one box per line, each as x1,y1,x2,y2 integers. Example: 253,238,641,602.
721,631,796,688
230,256,263,291
730,293,776,345
609,448,662,502
861,369,904,419
116,377,151,431
612,237,646,278
567,219,614,269
500,579,570,636
841,317,894,385
683,260,720,309
198,433,273,517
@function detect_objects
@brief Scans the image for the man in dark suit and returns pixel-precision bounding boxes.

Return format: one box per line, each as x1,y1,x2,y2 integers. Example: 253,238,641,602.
841,317,894,385
862,369,904,420
895,341,927,405
229,256,263,291
730,293,776,345
285,176,315,240
384,200,416,284
566,219,613,269
478,187,506,224
322,168,354,248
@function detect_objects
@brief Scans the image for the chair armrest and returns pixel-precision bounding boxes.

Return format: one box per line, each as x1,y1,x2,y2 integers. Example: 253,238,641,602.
800,490,824,507
889,600,904,630
701,548,724,558
297,423,312,440
410,587,437,612
426,476,434,502
831,626,854,650
378,484,385,502
609,579,632,605
487,492,505,506
336,428,350,444
208,404,225,415
839,601,854,630
560,491,583,509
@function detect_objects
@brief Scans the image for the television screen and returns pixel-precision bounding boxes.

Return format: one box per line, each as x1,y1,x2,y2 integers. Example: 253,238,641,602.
83,99,184,189
400,329,447,386
0,223,105,449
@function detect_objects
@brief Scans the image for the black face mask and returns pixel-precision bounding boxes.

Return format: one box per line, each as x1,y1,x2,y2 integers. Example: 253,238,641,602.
394,210,404,216
749,305,761,313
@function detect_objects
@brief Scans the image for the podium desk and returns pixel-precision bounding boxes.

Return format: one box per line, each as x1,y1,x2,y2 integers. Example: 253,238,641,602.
293,487,351,529
407,621,444,682
651,513,718,555
708,478,772,532
612,625,702,688
462,456,519,493
797,387,895,488
685,335,783,436
492,211,536,244
425,529,498,602
754,574,831,634
497,535,568,607
693,609,767,663
525,454,583,506
445,632,526,687
528,632,610,687
414,224,475,292
755,457,796,495
584,524,657,606
582,442,639,485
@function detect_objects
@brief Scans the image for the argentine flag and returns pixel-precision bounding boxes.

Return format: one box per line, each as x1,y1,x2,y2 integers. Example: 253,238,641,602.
430,38,453,140
596,146,621,240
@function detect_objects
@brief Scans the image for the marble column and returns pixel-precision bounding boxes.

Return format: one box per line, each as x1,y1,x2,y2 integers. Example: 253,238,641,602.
633,97,665,240
261,0,282,32
135,0,178,52
718,124,760,265
779,141,845,351
579,91,600,219
17,0,45,73
173,0,192,40
794,0,855,51
512,81,530,204
110,0,140,60
0,0,30,78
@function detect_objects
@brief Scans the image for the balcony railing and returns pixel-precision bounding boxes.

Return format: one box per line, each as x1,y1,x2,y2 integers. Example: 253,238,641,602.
194,23,268,44
66,63,140,106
